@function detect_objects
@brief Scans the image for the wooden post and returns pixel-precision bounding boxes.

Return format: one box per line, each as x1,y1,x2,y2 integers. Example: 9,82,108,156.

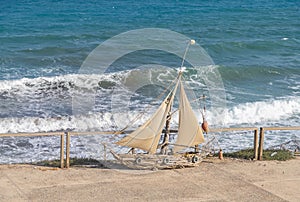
258,127,265,160
103,143,107,161
66,132,70,168
161,113,171,154
60,133,65,168
253,129,258,160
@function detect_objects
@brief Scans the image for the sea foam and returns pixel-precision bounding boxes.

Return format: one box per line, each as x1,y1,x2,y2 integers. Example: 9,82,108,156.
218,97,300,126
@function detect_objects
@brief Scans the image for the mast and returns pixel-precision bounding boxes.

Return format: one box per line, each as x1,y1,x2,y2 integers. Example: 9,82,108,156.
160,73,182,154
160,104,172,154
160,39,195,154
115,39,200,155
116,76,180,154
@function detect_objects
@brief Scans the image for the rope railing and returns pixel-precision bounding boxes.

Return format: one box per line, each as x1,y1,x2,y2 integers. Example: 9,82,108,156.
258,126,300,160
0,126,299,168
0,132,65,168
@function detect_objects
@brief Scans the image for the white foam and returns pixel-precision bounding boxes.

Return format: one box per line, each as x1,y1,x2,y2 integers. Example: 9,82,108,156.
208,96,300,126
0,110,152,134
0,96,299,133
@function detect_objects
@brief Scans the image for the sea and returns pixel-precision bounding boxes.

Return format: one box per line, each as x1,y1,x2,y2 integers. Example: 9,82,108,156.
0,0,299,163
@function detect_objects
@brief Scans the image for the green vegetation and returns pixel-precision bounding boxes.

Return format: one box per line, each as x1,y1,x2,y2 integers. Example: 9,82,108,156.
35,149,295,168
35,157,102,167
223,148,294,161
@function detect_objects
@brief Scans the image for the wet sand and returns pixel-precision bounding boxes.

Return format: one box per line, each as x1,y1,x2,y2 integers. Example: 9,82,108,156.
0,157,299,201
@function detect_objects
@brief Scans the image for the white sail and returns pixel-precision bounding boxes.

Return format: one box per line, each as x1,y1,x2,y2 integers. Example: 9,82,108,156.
173,80,205,153
116,79,179,154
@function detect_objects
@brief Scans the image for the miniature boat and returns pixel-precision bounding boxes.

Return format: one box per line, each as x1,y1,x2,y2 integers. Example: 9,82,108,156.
111,40,208,169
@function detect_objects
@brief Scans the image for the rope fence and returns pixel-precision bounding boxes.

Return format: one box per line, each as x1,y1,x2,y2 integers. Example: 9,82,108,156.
0,132,65,168
258,126,300,160
0,126,299,168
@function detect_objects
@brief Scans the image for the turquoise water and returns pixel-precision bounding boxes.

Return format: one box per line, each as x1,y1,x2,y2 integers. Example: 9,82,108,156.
2,1,299,76
1,0,300,124
1,0,300,121
0,0,299,162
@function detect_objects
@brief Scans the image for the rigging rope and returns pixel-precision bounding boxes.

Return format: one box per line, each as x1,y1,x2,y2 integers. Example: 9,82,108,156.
115,74,181,154
118,39,195,134
117,74,180,134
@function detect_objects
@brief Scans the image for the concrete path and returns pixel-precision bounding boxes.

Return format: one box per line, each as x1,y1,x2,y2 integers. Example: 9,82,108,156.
0,158,299,201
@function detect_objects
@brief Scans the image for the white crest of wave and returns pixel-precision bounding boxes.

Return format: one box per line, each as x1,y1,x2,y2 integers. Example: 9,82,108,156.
0,111,148,134
1,96,299,133
218,97,300,126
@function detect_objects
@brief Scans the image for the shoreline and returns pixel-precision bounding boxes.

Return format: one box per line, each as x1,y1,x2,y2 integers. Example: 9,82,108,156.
0,157,299,201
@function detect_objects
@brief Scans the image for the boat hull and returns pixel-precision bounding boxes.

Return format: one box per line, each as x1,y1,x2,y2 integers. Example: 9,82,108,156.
110,152,204,170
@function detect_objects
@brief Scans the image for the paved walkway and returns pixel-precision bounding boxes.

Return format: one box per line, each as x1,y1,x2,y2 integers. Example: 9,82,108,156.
0,158,299,201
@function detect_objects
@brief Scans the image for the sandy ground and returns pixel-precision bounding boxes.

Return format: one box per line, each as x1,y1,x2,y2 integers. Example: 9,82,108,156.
0,157,299,202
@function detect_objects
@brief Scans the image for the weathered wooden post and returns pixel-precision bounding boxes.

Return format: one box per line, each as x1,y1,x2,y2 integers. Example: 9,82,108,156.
66,132,70,168
60,133,65,168
258,127,265,160
253,129,259,160
103,143,107,161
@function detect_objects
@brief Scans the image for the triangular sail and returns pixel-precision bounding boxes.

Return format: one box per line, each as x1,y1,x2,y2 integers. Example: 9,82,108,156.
116,78,180,154
173,80,205,153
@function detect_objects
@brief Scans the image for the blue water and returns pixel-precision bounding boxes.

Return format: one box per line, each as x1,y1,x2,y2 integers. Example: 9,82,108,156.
0,0,299,162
